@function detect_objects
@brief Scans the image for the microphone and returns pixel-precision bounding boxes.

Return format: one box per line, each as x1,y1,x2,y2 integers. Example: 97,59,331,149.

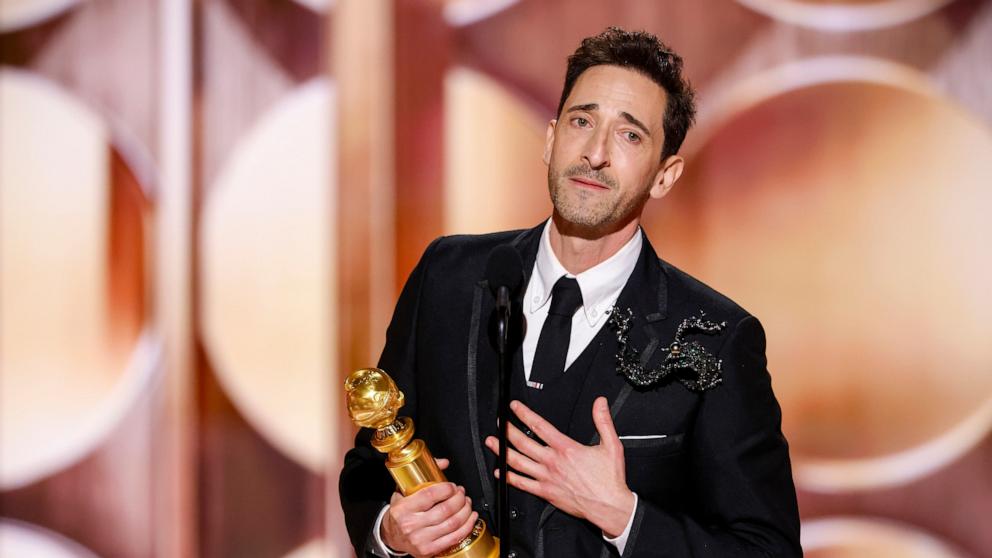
484,245,524,556
484,244,524,293
486,244,524,316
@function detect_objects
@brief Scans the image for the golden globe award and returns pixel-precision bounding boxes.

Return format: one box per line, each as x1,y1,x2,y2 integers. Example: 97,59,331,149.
344,367,499,558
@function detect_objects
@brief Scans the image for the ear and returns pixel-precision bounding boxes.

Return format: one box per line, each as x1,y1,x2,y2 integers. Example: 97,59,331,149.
542,119,557,165
649,155,684,200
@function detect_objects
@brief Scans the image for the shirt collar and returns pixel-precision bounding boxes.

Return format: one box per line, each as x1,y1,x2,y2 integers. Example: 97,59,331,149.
530,219,643,326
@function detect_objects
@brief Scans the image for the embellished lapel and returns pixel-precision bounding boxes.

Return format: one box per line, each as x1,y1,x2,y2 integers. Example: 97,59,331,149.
566,230,670,446
536,232,671,532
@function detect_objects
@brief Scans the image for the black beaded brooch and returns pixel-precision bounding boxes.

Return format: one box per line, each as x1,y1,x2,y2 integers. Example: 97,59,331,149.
607,307,727,392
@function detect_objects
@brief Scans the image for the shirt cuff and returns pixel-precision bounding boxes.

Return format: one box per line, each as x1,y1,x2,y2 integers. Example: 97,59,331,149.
371,504,409,557
602,492,638,555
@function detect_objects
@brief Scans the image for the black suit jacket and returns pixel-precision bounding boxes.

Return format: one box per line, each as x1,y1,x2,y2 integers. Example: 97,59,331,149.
340,224,802,557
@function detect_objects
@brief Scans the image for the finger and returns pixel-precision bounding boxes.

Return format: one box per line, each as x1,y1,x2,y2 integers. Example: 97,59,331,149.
484,423,550,463
485,436,545,479
412,494,472,555
435,458,450,470
428,511,479,557
506,421,553,461
419,487,467,527
592,397,622,454
398,482,458,513
419,492,471,538
511,400,572,449
504,424,552,465
496,467,545,500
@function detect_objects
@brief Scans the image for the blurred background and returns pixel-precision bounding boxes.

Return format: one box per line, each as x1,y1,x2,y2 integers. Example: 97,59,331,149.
1,0,991,556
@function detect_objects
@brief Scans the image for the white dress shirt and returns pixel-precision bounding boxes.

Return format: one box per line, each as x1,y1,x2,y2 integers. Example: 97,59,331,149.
522,219,642,382
371,221,643,556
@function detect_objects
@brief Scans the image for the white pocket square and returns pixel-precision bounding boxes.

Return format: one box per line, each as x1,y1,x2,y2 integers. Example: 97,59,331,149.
618,434,668,440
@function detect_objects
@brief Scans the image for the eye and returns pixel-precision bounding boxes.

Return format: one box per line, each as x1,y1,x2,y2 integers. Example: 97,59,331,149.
573,117,590,127
624,131,641,143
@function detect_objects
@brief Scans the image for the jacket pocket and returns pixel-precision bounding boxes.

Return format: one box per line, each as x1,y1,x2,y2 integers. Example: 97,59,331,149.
621,432,685,456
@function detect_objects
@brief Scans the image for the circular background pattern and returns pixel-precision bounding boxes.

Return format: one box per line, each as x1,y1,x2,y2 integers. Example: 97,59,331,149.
0,520,100,558
444,66,550,234
802,517,970,557
735,0,954,31
443,0,520,26
200,78,336,473
0,69,154,490
0,0,79,33
290,0,331,13
648,57,992,491
282,538,328,558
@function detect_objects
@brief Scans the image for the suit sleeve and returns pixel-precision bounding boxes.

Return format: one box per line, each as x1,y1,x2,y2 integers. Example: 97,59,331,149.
621,315,803,557
338,237,443,557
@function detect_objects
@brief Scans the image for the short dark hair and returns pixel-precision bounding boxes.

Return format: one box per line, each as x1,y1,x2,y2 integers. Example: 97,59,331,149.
556,27,696,159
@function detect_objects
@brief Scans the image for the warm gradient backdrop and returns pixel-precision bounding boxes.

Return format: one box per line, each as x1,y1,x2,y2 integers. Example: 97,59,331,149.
1,1,991,557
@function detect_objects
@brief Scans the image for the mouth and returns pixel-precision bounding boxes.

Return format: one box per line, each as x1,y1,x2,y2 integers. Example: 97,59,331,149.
568,176,610,190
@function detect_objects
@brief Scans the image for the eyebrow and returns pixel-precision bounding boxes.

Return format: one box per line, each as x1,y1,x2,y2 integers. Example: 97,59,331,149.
619,111,652,138
565,103,652,138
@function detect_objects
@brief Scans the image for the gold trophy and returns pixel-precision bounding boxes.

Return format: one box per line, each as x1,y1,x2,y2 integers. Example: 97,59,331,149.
345,368,499,558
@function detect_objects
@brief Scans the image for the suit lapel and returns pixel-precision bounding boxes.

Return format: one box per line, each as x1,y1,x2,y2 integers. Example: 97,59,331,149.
537,232,671,530
567,231,670,445
467,226,672,539
467,225,543,508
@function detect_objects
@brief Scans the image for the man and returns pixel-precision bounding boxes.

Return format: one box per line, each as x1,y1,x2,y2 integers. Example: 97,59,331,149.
340,27,801,557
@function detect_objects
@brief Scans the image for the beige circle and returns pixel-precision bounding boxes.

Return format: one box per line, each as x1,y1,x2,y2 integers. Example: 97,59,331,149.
0,69,154,489
201,79,336,472
648,57,992,491
282,538,329,558
735,0,953,31
443,0,521,26
444,66,551,234
0,520,100,558
290,0,331,13
802,517,970,557
0,0,78,32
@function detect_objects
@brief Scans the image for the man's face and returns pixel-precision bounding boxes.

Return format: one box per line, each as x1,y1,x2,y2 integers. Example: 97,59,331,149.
544,65,681,235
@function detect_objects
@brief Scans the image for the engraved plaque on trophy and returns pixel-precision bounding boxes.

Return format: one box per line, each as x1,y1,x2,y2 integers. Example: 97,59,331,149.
344,368,499,558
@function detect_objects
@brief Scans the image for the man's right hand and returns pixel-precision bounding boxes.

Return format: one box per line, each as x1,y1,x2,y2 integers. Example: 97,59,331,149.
380,459,479,557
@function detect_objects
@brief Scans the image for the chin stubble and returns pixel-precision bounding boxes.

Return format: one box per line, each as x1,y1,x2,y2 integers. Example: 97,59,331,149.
548,164,622,227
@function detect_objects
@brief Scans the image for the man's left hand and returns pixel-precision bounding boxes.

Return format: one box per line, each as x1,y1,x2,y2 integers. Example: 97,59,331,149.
484,396,635,538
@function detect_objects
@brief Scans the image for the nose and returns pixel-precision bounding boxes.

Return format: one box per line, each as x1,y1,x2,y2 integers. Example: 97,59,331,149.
582,126,610,171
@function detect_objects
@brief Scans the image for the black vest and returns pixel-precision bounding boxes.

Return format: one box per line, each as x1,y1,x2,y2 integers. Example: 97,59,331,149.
499,325,609,558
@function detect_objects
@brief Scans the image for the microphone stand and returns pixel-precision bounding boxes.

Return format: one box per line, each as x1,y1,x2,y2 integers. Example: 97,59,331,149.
495,285,511,558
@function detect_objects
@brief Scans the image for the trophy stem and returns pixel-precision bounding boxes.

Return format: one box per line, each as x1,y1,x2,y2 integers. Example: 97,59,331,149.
386,439,445,495
383,440,498,558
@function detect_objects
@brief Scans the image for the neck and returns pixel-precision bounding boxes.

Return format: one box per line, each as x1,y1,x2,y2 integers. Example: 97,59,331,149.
549,214,640,275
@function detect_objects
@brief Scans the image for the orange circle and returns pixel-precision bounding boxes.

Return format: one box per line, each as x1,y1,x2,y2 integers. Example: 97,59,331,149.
647,58,992,490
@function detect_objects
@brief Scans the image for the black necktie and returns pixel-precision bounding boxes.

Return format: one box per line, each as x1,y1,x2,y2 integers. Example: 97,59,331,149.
530,276,583,388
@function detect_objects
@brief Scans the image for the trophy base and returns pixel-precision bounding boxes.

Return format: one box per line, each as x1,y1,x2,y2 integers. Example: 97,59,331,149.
438,518,499,558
